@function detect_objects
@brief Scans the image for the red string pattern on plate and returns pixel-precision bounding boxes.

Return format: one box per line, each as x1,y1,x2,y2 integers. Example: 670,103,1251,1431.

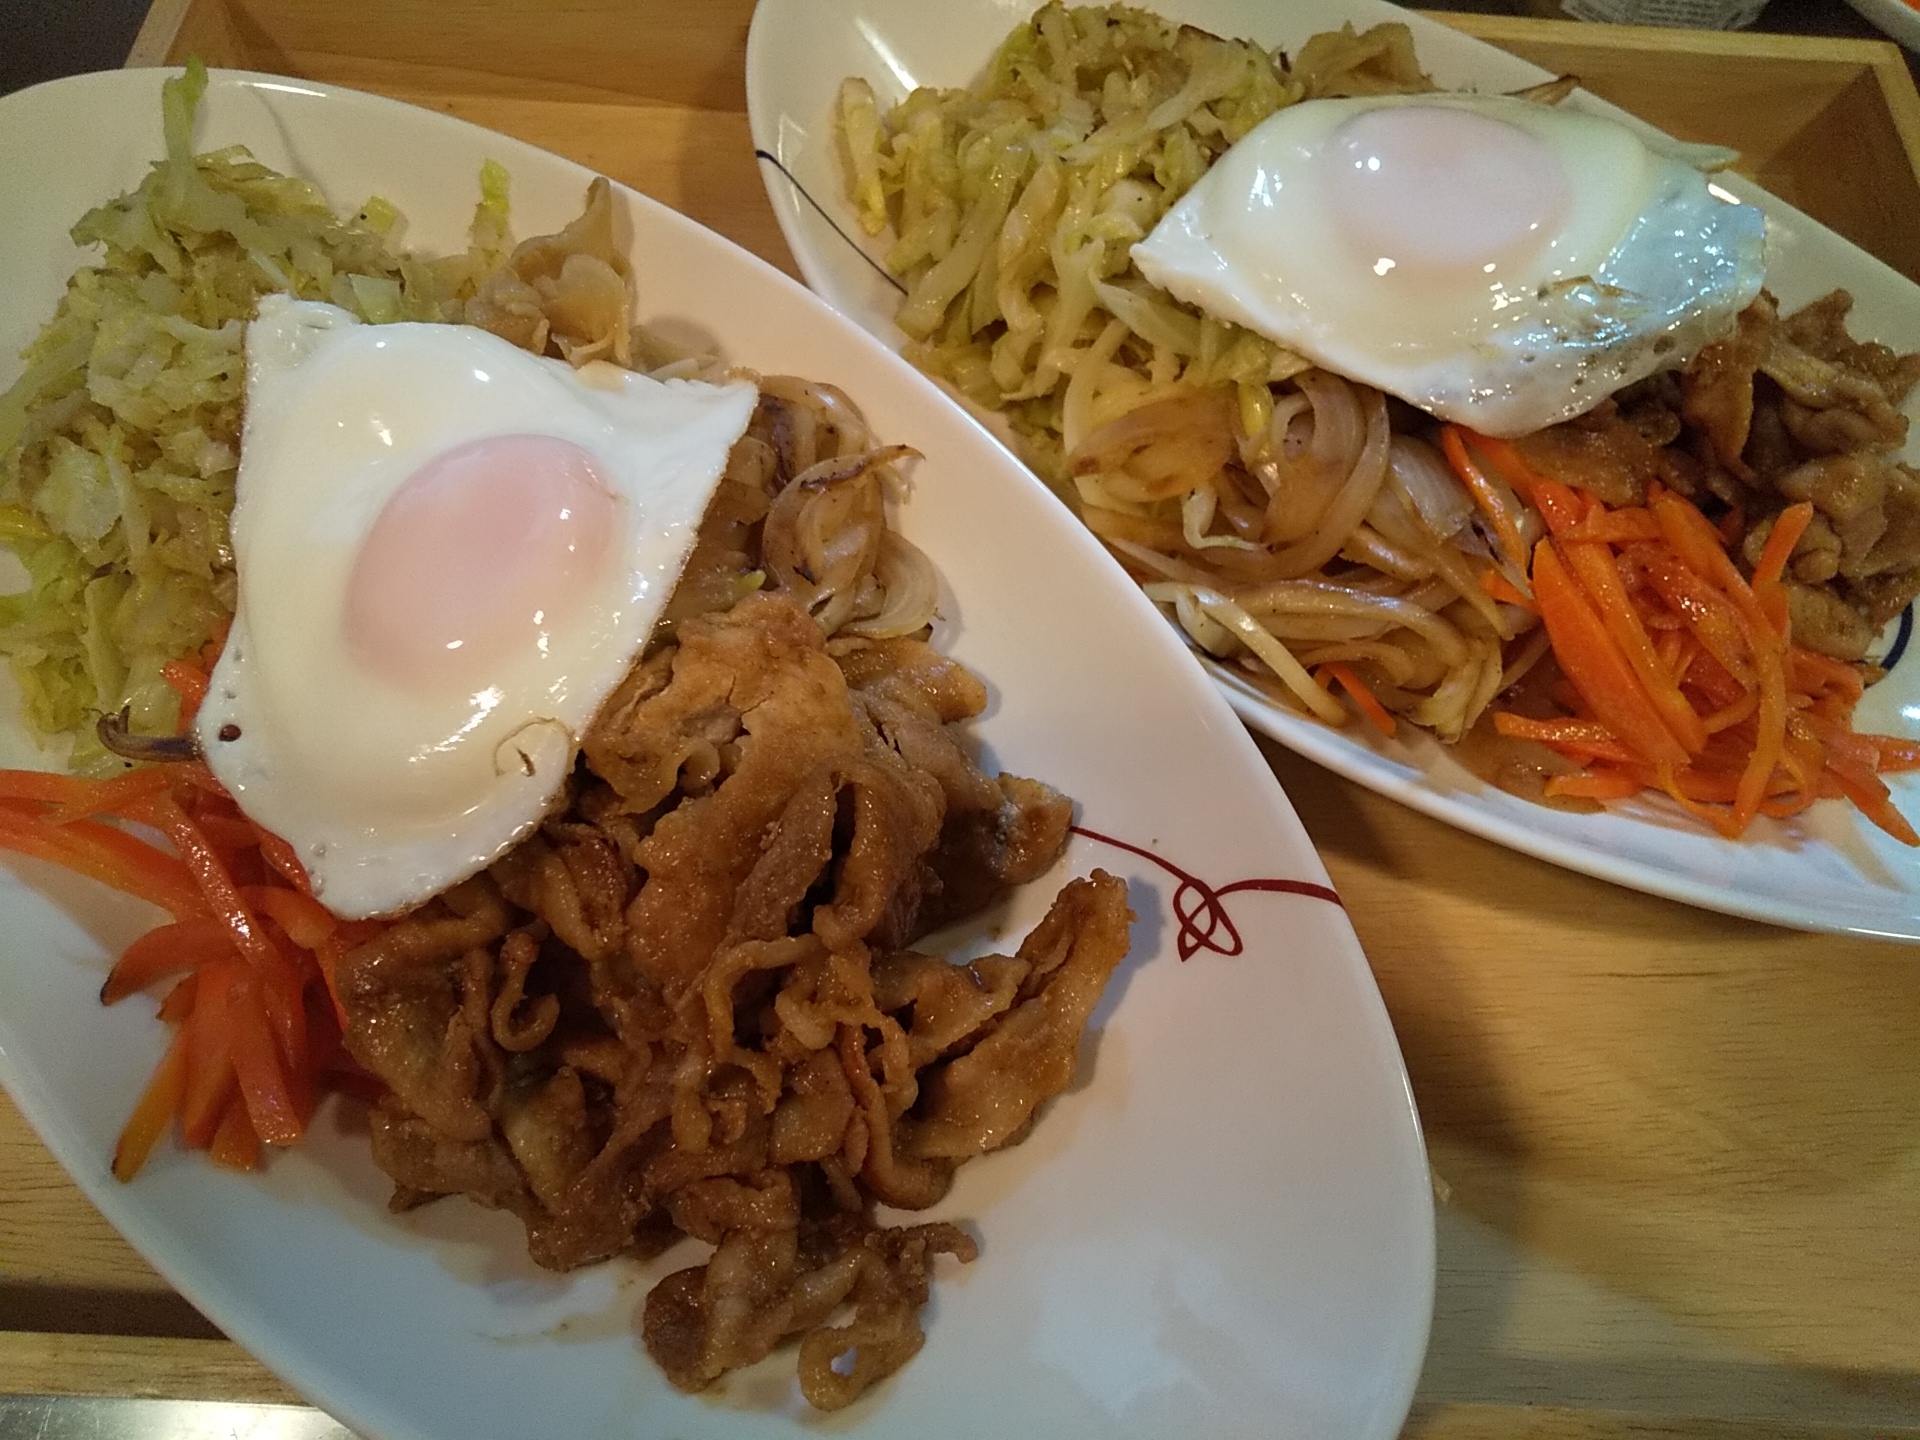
1070,826,1344,961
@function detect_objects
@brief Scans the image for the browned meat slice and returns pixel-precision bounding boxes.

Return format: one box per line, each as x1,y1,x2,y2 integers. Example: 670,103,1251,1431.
1774,454,1892,573
906,870,1132,1161
919,773,1075,935
1511,394,1689,507
617,594,869,997
368,1094,531,1216
1785,581,1877,661
643,1215,977,1411
338,881,512,1142
833,635,990,723
1682,292,1775,477
1764,339,1910,456
1780,289,1920,406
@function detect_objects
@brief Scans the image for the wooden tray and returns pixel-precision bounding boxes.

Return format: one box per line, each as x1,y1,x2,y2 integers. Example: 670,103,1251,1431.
3,5,1918,1439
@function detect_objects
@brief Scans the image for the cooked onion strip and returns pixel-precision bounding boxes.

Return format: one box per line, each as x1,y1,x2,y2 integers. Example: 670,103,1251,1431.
1265,381,1392,576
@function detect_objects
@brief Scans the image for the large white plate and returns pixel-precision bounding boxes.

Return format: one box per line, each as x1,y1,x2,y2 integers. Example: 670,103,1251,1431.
745,0,1920,942
1842,0,1920,54
0,68,1432,1440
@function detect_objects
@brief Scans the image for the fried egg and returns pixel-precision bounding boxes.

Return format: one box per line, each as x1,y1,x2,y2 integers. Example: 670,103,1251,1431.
194,296,758,919
1130,93,1767,436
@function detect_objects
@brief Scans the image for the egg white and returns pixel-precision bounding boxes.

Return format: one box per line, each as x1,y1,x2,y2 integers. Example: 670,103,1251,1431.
1131,93,1767,436
195,297,758,919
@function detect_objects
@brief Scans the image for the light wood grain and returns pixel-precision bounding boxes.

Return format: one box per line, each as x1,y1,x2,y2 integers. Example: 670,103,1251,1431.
0,1332,296,1404
3,4,1900,1436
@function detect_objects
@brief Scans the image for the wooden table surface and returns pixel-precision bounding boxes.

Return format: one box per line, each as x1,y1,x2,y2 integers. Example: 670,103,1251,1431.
4,3,1919,1436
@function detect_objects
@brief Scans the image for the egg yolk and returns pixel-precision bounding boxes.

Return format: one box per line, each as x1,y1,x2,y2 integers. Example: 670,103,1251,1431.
1324,105,1571,282
345,434,617,686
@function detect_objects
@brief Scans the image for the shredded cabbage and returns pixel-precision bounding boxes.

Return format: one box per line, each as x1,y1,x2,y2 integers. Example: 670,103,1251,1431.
0,59,511,770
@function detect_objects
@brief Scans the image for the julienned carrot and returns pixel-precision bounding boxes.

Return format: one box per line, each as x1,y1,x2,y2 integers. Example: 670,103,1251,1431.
1557,509,1662,545
227,969,305,1145
1478,568,1538,613
40,765,178,826
101,917,235,1005
1318,662,1397,737
208,1094,263,1171
160,658,210,723
0,808,207,918
1544,771,1644,801
181,958,238,1149
120,791,277,975
1559,538,1710,755
111,1027,187,1183
0,744,383,1181
1751,502,1815,594
1440,426,1531,570
1531,539,1692,769
1496,468,1914,844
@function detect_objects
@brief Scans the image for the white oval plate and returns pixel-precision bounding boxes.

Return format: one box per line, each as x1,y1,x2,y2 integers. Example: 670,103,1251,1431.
0,68,1432,1440
1842,0,1920,53
745,0,1920,942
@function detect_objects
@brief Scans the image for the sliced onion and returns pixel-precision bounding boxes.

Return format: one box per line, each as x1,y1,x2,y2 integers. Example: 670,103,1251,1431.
1235,578,1470,668
1388,434,1475,542
1264,381,1392,577
843,530,939,639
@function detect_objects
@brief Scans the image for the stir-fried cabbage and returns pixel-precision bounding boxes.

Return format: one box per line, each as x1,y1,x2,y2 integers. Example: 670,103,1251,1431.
0,59,510,770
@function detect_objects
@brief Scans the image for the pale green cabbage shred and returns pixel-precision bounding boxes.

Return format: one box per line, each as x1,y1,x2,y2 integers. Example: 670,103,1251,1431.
0,58,514,771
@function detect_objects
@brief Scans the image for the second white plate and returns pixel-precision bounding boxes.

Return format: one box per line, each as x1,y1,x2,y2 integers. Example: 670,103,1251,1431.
745,0,1920,941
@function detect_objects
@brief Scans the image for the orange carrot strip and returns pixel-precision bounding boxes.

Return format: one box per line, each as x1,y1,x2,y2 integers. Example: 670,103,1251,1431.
0,771,101,806
120,792,277,973
1633,545,1757,689
181,959,239,1148
111,1026,188,1182
1544,771,1644,801
0,809,206,919
193,812,260,854
1559,510,1662,545
157,973,198,1024
1492,714,1619,746
40,766,181,826
1751,502,1815,593
1824,753,1920,845
1872,736,1920,772
313,935,351,1031
1653,762,1745,840
1441,426,1531,569
1492,713,1637,764
1531,539,1691,769
1560,539,1710,755
250,822,312,894
1651,493,1780,647
1701,689,1760,736
246,885,336,950
227,969,305,1145
1478,568,1538,613
1318,663,1397,737
1463,431,1551,497
100,917,236,1005
208,1094,263,1171
160,659,210,728
1789,646,1867,703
